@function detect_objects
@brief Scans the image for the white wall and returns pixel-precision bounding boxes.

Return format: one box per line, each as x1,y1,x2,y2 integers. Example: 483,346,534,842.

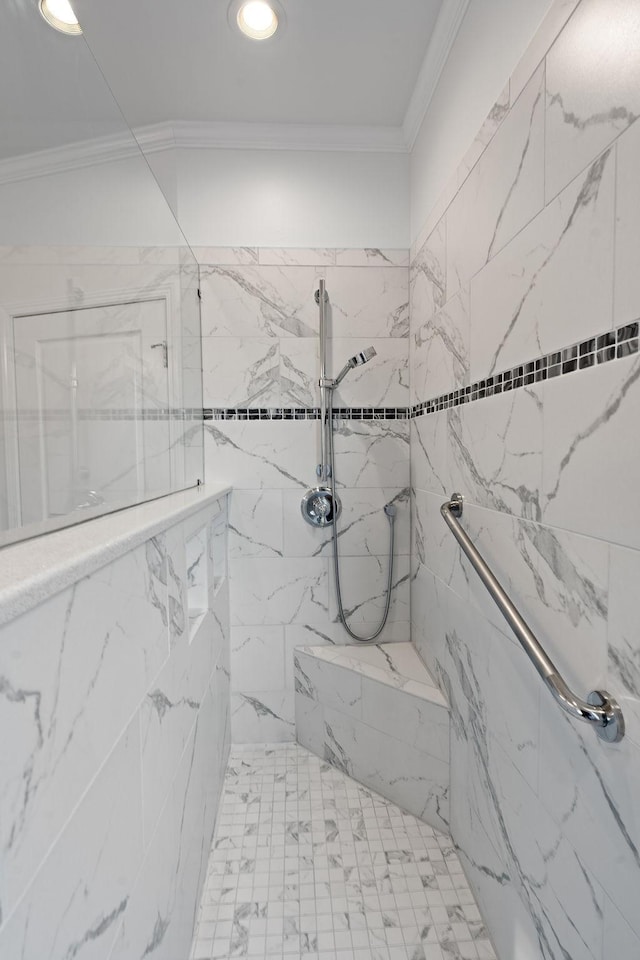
169,147,410,249
410,0,555,244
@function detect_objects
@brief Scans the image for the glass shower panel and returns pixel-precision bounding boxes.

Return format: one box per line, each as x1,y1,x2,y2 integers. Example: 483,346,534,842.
13,300,171,525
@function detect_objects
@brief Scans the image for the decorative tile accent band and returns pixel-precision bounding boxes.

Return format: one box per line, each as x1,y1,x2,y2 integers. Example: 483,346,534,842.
412,321,639,419
204,406,410,421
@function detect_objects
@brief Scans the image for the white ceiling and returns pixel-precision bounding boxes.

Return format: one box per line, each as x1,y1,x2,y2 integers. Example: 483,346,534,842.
72,0,445,128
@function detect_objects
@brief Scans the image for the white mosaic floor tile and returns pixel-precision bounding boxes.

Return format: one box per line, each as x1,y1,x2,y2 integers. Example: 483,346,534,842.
190,744,496,960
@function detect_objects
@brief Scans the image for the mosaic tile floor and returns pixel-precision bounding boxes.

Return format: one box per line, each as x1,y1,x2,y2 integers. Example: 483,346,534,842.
190,743,496,960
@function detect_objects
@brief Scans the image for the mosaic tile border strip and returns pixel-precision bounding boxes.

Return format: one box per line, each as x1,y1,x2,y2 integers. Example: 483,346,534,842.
411,321,638,419
204,406,410,421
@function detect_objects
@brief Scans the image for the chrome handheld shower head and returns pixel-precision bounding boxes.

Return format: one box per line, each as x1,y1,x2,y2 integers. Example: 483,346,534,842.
332,346,377,386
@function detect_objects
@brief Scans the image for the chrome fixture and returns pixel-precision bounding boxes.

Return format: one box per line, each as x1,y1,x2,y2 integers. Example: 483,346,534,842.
301,280,396,642
441,493,624,743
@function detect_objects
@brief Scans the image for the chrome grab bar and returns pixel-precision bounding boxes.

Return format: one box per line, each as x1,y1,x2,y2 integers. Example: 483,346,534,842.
440,493,624,743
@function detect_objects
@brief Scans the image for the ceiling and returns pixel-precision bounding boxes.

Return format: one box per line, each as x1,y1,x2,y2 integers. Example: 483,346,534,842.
72,0,445,128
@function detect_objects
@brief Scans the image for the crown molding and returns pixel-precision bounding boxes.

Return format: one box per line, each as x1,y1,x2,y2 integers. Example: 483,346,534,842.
402,0,471,149
0,131,141,186
138,120,408,154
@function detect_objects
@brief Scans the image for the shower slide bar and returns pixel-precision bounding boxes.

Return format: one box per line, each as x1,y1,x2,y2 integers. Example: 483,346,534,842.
440,493,624,743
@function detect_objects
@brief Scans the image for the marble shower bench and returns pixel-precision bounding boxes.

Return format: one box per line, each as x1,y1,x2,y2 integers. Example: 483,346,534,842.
294,642,450,833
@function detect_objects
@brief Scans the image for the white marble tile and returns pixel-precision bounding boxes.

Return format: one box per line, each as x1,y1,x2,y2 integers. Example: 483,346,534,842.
335,248,409,267
538,707,640,941
327,553,410,626
410,217,446,331
457,83,511,187
228,489,283,559
0,541,168,920
139,609,217,841
204,420,317,491
230,557,328,626
607,544,640,748
295,649,363,718
284,622,410,685
446,65,545,300
283,486,410,559
412,488,468,600
361,677,449,763
201,337,280,407
447,384,543,520
545,0,640,200
614,117,640,325
331,419,410,489
0,720,143,960
325,266,409,339
410,411,449,497
542,353,640,549
323,708,449,832
510,0,581,101
470,144,615,379
193,246,258,265
329,337,409,407
199,265,320,338
231,690,295,742
258,247,337,267
412,292,470,401
230,625,285,692
279,337,319,407
602,894,640,958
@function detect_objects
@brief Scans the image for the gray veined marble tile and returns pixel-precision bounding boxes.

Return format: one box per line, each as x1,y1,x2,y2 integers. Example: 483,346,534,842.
457,83,511,188
331,419,410,490
446,64,545,300
231,690,295,742
204,420,317,491
201,337,280,407
607,544,640,748
324,266,409,339
258,247,337,267
614,117,640,326
199,265,320,338
410,412,449,497
327,553,410,627
412,292,469,402
329,337,409,408
335,248,410,267
510,0,580,102
545,0,640,201
279,338,319,407
469,144,615,380
229,489,284,559
410,217,446,334
230,557,329,627
230,625,285,693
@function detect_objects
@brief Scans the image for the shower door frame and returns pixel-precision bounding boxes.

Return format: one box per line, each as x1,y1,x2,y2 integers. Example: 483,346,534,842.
0,277,183,532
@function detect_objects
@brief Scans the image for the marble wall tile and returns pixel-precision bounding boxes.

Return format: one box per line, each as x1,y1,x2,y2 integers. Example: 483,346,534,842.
201,337,280,407
0,541,168,919
194,246,258,265
294,693,325,756
199,265,320,338
331,419,410,489
0,720,143,960
335,249,410,268
457,84,511,188
447,384,543,520
230,625,285,692
283,486,410,560
231,690,295,742
412,291,470,401
538,707,640,942
512,0,581,101
614,117,640,325
545,0,640,201
329,337,409,407
412,488,468,600
327,553,410,627
324,266,409,339
446,65,545,300
360,677,449,763
230,557,329,627
607,544,640,748
602,895,640,958
258,248,337,267
279,338,319,407
470,145,615,380
229,489,284,559
410,412,449,497
204,421,317,491
542,353,640,549
409,218,446,329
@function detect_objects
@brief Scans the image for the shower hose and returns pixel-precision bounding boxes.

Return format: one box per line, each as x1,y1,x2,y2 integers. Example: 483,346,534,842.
327,389,396,642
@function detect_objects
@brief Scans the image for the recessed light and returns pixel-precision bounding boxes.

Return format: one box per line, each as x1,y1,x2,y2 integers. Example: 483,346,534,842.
237,1,278,40
39,0,82,35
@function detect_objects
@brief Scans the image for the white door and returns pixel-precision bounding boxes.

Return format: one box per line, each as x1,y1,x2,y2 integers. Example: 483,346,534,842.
11,297,171,525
